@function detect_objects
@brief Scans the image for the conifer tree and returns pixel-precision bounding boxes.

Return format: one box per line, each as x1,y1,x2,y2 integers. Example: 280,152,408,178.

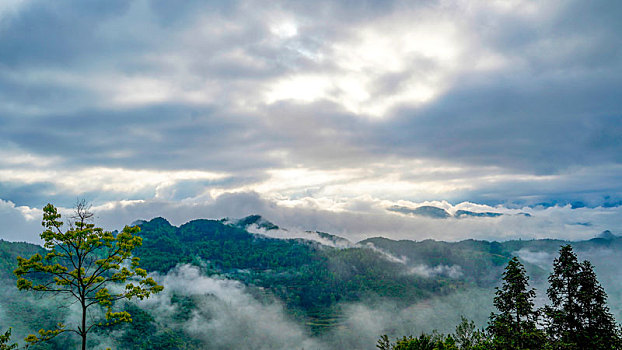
544,244,582,349
545,244,621,349
488,257,544,350
575,260,620,348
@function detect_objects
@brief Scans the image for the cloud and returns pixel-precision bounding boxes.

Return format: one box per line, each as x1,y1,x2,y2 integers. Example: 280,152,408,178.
77,193,622,243
1,0,621,240
514,249,555,270
363,242,409,264
130,264,494,349
360,241,464,279
138,264,324,350
3,188,622,245
246,224,354,248
0,199,42,243
407,264,464,279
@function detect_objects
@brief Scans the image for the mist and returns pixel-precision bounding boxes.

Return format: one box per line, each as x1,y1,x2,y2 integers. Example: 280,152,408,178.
113,265,496,349
3,244,622,349
5,194,622,245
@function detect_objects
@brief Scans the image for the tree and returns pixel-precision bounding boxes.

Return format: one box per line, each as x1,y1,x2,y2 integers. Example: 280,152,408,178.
377,334,392,350
376,332,461,350
545,245,621,349
14,202,163,350
393,334,436,350
0,328,17,350
391,333,458,350
454,316,492,350
576,260,621,349
544,244,581,349
487,257,544,350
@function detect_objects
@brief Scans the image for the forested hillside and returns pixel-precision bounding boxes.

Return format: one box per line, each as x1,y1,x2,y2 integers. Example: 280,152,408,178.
1,217,620,349
134,217,463,312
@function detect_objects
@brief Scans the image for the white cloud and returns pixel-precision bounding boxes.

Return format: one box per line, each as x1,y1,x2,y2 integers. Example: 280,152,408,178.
65,194,622,244
270,21,298,39
141,264,323,350
408,264,464,279
1,0,621,244
132,264,494,348
0,199,43,243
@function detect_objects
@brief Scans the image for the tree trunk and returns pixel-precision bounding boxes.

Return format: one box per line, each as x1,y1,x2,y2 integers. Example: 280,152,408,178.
81,300,87,350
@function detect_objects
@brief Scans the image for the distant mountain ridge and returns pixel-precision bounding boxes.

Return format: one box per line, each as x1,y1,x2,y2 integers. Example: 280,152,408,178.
454,210,503,218
232,215,352,246
231,214,280,230
389,205,452,218
0,215,620,340
388,205,506,219
598,230,618,240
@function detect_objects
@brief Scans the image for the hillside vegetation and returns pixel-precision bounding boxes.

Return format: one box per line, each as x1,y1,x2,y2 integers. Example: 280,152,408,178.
1,216,621,349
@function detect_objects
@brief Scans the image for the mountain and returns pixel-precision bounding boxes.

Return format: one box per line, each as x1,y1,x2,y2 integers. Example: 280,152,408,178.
315,231,351,246
133,217,457,310
1,217,621,349
360,237,510,285
388,205,451,218
232,214,280,231
598,230,617,240
388,206,504,219
3,218,620,313
0,239,47,280
454,210,502,218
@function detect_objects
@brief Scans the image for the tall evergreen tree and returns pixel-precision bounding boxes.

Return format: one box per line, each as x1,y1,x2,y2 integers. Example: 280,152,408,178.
576,260,621,349
488,257,544,350
545,244,621,349
545,245,582,349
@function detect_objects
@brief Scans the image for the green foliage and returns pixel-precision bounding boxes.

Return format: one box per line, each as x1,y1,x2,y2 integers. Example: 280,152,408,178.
393,333,437,350
382,250,621,350
14,202,163,349
5,213,622,348
377,334,392,350
454,317,491,350
359,237,513,286
376,317,493,350
0,328,17,350
575,261,621,349
488,257,545,350
544,244,582,348
100,303,202,349
378,331,467,350
544,245,621,349
134,217,457,315
0,240,47,280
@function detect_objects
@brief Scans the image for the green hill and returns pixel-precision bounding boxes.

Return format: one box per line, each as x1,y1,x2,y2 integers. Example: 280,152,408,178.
1,217,621,348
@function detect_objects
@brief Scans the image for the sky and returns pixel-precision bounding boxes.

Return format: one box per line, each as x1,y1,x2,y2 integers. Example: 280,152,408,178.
1,0,621,243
